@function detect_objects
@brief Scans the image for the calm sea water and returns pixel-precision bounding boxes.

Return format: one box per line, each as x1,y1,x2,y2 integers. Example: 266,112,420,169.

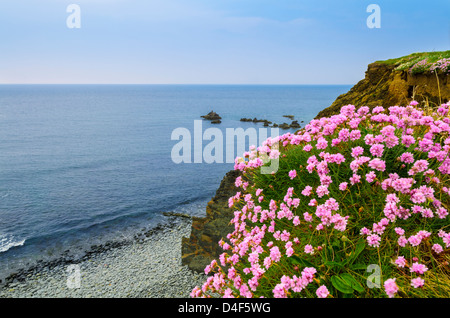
0,84,350,279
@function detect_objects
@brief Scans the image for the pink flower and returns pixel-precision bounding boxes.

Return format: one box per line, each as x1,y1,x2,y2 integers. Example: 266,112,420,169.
369,158,386,172
411,277,425,289
288,169,297,180
398,236,408,247
304,244,314,254
316,137,328,150
339,182,348,191
301,186,313,196
367,234,381,247
351,146,364,158
370,144,384,157
303,212,313,222
395,256,407,268
316,185,329,198
410,262,428,275
400,152,414,164
384,278,399,298
432,244,443,254
350,174,361,185
316,285,329,298
269,246,282,262
408,235,422,247
350,130,361,141
394,227,405,236
401,135,416,147
365,171,376,183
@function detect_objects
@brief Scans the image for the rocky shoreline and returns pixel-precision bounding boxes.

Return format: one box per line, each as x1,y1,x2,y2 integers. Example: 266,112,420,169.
0,215,207,298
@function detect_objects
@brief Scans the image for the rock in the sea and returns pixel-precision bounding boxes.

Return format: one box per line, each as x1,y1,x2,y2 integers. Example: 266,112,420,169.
211,120,221,124
201,111,222,121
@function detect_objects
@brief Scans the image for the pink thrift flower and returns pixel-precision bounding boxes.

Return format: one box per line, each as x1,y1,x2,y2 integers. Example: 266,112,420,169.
316,285,329,298
384,278,399,298
270,246,282,263
411,277,425,289
304,244,314,255
410,262,428,275
398,236,408,247
370,144,384,157
365,171,376,183
316,137,328,150
432,244,443,254
367,234,381,247
303,144,313,152
360,227,371,235
351,146,364,158
303,212,313,222
316,185,329,198
301,186,313,196
369,158,386,172
339,182,348,191
395,256,407,268
288,169,297,180
394,227,405,236
350,174,361,185
400,152,414,164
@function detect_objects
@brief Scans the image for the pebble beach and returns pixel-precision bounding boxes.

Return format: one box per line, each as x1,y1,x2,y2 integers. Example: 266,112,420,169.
0,216,207,298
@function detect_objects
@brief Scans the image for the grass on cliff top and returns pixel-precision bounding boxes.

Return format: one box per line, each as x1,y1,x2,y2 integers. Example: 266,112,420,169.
376,50,450,74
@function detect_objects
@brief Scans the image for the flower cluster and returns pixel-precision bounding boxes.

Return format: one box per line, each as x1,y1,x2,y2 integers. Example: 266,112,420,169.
430,58,450,74
192,101,450,298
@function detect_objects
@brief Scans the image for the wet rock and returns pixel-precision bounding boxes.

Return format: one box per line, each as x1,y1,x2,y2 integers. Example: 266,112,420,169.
201,111,221,121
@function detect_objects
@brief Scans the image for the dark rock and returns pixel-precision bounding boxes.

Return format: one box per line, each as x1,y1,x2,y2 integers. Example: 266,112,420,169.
211,120,221,124
182,170,241,273
201,111,222,121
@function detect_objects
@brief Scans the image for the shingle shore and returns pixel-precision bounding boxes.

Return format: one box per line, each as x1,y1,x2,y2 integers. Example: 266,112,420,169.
0,217,207,298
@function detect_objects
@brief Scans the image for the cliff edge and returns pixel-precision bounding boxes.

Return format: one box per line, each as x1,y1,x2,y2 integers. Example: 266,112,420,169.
316,51,450,119
181,170,240,273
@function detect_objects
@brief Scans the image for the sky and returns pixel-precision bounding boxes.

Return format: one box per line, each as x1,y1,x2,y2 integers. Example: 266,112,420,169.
0,0,448,85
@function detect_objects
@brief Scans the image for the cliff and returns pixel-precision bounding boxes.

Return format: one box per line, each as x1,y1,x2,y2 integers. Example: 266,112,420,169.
181,170,240,272
181,51,450,273
316,51,450,119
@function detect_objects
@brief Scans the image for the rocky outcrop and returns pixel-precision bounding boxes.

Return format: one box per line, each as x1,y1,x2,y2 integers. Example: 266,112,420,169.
181,170,240,273
240,117,302,129
316,60,449,119
201,111,222,121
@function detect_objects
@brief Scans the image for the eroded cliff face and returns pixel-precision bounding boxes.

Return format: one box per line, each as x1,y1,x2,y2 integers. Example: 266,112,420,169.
181,170,240,273
316,62,449,119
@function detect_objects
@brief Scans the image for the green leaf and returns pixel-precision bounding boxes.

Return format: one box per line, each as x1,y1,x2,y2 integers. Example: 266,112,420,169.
340,273,365,293
324,261,345,269
290,256,314,268
345,239,366,266
349,263,368,270
331,275,354,294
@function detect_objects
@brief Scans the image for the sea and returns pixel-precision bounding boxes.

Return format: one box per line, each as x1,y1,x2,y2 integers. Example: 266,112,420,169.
0,84,351,280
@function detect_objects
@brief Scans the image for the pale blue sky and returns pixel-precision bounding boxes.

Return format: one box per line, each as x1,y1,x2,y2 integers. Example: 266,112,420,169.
0,0,448,84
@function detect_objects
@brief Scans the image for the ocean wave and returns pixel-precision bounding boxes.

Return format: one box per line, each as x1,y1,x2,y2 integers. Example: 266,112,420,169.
0,234,26,253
